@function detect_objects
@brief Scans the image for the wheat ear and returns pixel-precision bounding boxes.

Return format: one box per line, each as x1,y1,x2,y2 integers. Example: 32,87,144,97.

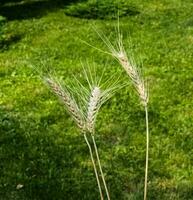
115,52,148,106
92,27,148,105
87,86,111,200
87,86,101,133
45,78,85,130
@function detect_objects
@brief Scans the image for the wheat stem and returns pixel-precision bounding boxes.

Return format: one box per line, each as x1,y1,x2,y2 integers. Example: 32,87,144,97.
118,53,150,199
91,134,111,200
86,86,111,199
144,105,149,200
84,133,104,200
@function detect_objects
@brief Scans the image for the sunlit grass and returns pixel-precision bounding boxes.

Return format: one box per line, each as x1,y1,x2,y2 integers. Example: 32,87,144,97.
0,0,193,199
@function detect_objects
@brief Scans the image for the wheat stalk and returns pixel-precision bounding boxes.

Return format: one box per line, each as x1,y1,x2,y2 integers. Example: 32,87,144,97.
86,86,111,200
91,134,110,200
84,133,104,200
112,43,149,200
111,41,149,200
83,63,125,200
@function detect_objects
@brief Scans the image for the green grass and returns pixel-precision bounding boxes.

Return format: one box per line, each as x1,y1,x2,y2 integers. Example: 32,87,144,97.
1,0,193,199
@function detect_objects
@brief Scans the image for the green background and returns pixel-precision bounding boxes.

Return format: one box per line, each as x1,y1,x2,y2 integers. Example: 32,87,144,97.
0,0,193,199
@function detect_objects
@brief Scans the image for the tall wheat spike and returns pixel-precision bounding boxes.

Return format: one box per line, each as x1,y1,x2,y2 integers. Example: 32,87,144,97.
113,41,149,200
93,27,150,200
111,38,149,200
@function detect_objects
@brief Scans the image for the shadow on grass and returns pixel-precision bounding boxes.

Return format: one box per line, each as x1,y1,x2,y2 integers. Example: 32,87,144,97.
0,0,82,21
0,34,22,51
0,107,98,199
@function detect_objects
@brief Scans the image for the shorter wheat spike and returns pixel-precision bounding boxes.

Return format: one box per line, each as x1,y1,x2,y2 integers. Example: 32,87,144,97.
45,78,85,130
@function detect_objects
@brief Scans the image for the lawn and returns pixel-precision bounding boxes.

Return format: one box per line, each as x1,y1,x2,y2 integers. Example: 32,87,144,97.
1,0,193,199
